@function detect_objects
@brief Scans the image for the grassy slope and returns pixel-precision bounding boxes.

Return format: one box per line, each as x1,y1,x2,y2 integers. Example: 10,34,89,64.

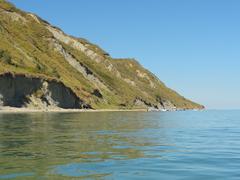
0,0,204,109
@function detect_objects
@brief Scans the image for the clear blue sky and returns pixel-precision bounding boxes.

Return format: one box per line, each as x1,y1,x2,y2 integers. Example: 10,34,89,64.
10,0,240,109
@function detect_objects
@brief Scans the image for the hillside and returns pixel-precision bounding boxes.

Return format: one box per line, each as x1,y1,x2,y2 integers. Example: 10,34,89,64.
0,0,204,111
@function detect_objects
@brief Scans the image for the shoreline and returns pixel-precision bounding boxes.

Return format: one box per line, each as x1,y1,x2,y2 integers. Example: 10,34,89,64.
0,107,149,113
0,107,205,114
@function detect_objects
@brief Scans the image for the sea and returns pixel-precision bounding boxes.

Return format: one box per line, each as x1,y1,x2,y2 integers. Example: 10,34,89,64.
0,110,240,179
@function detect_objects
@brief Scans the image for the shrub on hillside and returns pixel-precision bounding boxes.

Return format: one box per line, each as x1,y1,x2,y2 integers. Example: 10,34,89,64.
0,49,12,64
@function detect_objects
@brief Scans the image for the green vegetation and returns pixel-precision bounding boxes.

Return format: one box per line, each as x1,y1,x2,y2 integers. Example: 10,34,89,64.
0,0,204,110
0,0,16,11
0,49,12,64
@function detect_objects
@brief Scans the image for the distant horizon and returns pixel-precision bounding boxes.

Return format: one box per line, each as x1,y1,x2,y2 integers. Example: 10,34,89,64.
206,108,240,110
9,0,240,109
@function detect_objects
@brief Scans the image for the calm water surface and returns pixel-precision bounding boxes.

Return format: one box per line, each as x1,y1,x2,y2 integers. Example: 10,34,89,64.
0,110,240,179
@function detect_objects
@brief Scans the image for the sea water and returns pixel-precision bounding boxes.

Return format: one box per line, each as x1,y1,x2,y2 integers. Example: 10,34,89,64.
0,110,240,179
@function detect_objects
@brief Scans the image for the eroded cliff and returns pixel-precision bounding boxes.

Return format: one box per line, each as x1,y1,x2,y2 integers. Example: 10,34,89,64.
0,73,90,109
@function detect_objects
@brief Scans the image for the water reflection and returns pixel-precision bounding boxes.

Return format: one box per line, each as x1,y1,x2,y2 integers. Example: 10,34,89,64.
2,111,238,179
0,112,172,179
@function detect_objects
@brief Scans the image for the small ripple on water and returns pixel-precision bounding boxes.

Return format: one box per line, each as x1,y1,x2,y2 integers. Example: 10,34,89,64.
0,172,34,179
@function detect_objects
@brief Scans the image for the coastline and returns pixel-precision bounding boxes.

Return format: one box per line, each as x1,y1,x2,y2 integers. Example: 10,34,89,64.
0,107,148,113
0,107,204,113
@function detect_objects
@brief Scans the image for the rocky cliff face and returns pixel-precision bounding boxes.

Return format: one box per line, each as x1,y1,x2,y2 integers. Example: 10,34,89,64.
0,73,90,109
0,1,204,111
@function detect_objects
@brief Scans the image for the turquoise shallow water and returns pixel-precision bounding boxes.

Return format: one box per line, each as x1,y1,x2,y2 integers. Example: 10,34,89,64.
0,110,240,179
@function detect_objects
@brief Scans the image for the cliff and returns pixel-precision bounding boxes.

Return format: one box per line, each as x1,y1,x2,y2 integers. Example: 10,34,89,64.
0,0,204,111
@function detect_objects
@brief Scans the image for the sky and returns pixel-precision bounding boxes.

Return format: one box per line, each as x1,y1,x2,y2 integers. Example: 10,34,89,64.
9,0,240,109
